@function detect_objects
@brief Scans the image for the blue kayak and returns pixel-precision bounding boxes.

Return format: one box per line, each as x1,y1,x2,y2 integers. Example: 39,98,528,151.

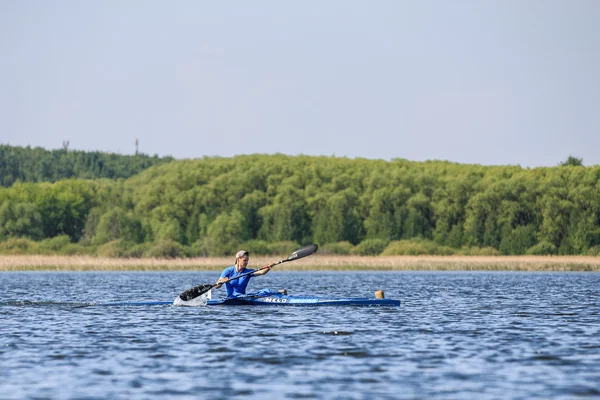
206,293,400,307
98,294,400,307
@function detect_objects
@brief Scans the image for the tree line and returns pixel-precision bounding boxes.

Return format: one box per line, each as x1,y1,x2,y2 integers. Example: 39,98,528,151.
0,145,173,187
0,151,598,257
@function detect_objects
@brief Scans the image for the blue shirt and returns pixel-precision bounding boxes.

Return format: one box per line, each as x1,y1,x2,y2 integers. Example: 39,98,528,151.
220,266,256,297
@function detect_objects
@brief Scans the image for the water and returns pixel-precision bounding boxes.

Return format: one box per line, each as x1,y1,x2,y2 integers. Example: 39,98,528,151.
1,271,599,399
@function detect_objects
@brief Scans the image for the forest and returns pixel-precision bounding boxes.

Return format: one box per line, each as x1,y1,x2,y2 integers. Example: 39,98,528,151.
0,145,599,257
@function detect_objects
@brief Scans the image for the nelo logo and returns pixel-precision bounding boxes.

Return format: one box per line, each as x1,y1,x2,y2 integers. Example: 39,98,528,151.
263,297,288,303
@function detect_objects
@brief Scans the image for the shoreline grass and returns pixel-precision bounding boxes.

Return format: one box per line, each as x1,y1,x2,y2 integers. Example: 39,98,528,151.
0,255,599,272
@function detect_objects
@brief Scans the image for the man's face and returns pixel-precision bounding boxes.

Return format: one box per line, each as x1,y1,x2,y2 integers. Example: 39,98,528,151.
236,255,249,271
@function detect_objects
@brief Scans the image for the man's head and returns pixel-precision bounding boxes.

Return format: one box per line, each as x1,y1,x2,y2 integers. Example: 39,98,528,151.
235,250,249,270
236,250,249,260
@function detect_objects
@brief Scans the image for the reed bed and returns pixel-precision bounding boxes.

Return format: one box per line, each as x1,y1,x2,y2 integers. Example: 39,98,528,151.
0,255,599,271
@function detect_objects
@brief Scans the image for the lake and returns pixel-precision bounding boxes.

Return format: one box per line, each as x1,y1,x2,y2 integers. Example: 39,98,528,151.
1,271,598,399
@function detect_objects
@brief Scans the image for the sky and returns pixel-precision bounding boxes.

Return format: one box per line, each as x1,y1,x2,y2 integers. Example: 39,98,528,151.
1,1,599,167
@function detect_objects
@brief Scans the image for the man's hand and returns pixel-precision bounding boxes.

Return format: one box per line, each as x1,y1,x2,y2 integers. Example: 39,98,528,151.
214,276,229,289
254,262,277,276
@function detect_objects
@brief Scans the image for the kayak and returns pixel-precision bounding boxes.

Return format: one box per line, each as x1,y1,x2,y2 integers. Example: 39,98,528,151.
98,293,400,307
206,293,400,306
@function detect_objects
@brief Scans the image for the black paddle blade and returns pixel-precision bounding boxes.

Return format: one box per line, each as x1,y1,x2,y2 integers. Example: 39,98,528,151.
179,284,214,301
287,244,318,261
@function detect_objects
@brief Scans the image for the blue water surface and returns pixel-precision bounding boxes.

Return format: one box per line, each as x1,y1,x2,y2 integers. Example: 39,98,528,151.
1,271,599,399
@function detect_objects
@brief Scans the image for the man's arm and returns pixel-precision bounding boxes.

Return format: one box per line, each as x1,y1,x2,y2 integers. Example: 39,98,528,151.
252,262,276,276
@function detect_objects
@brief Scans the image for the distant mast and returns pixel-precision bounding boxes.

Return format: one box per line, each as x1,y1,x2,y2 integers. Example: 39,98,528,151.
135,138,139,155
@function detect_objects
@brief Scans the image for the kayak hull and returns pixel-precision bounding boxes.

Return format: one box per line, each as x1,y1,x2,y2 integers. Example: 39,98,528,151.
206,293,400,306
98,294,401,307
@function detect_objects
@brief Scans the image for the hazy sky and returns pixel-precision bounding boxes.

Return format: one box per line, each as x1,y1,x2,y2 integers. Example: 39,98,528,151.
1,1,599,166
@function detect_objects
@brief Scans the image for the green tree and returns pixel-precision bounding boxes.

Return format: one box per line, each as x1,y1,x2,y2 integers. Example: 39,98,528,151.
559,155,584,167
95,207,144,244
204,210,248,256
499,224,538,255
258,186,310,244
0,201,43,240
312,189,363,244
363,189,396,240
35,181,94,241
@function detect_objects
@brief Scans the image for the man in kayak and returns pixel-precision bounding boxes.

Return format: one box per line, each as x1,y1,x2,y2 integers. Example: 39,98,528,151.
214,250,287,298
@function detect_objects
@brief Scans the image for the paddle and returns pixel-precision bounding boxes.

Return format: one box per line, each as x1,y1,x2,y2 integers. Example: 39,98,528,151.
178,244,319,302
